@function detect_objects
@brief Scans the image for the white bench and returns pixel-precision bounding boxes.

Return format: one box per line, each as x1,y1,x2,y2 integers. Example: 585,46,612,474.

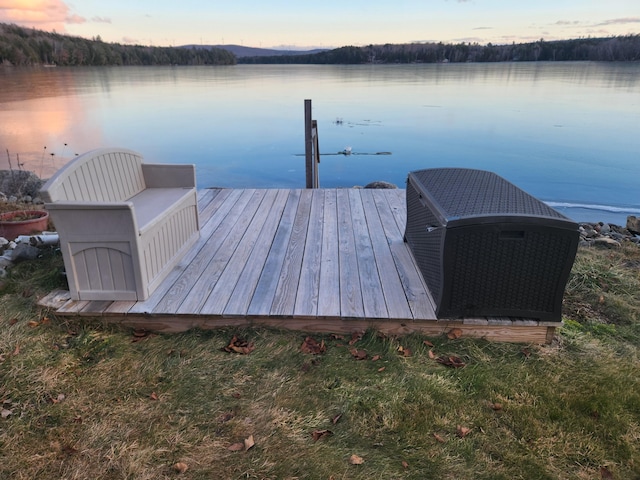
40,148,200,301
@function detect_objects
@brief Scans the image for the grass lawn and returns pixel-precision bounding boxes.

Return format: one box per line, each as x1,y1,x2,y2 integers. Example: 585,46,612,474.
1,242,639,479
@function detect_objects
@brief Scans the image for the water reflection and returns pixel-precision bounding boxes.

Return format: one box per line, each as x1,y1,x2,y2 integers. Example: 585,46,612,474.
0,63,638,224
0,67,104,177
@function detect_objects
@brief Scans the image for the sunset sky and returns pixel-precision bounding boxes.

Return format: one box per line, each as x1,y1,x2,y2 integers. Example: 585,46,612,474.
0,0,638,49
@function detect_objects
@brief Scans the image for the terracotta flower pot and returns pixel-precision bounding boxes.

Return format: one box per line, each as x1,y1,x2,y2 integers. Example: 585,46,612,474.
0,210,49,240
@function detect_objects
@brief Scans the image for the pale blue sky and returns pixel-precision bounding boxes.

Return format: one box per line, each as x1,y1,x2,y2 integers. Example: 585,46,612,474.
1,0,639,48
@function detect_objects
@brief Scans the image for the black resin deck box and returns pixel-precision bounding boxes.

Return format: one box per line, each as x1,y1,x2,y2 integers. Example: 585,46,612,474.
405,168,579,322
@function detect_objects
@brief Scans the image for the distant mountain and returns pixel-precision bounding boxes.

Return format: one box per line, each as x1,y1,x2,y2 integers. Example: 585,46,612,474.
181,44,329,58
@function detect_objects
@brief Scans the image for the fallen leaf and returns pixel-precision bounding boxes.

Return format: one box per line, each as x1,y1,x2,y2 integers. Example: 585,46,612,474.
521,348,531,358
61,445,78,455
456,425,471,438
227,442,244,452
312,429,333,442
402,460,409,469
600,466,614,480
401,347,412,357
330,334,345,341
12,344,20,356
49,393,66,404
150,392,159,401
27,320,40,328
244,435,255,451
41,316,51,325
423,340,434,347
436,355,466,368
1,409,12,419
218,412,234,423
377,367,386,372
349,454,365,465
433,433,446,443
428,349,436,359
222,335,255,355
491,402,503,411
9,318,18,325
371,354,381,361
331,413,342,424
348,331,363,345
447,328,463,340
350,348,367,360
300,336,326,355
173,462,189,474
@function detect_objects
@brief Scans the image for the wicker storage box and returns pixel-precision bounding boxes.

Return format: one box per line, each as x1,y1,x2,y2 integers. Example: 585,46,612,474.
405,168,579,322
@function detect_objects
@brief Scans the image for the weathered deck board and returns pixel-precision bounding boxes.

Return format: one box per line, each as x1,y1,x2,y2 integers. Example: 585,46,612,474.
271,189,313,317
247,190,301,316
349,189,388,320
294,189,324,318
40,188,558,343
223,189,290,317
200,189,279,315
317,189,340,318
177,189,266,314
337,189,365,319
360,189,413,320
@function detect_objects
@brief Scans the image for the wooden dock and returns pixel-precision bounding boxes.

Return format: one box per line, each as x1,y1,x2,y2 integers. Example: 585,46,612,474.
39,188,558,343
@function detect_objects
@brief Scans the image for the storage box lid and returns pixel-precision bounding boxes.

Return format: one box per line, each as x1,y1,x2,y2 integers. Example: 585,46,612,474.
408,168,576,228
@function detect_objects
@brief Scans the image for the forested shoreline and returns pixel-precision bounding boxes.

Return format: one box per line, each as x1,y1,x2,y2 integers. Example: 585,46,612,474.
0,23,236,66
1,22,638,67
241,35,640,64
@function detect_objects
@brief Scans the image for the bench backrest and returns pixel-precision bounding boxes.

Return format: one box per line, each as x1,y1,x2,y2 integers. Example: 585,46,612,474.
40,148,146,203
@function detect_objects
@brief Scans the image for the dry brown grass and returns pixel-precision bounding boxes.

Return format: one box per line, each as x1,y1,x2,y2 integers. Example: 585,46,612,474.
0,243,639,479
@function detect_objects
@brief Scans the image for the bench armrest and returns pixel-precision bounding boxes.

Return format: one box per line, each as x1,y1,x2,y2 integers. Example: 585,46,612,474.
45,201,134,211
142,164,196,188
45,202,138,237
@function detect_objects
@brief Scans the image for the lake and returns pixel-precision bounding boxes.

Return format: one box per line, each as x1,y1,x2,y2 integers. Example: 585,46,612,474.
1,62,639,225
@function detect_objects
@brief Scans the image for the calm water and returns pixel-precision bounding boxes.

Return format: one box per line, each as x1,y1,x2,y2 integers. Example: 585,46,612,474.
1,63,639,224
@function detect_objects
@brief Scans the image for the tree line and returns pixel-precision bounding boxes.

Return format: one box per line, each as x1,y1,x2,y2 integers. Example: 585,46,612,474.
0,23,236,66
240,35,640,64
2,22,638,67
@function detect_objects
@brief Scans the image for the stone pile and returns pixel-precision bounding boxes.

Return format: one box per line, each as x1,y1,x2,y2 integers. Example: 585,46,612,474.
0,170,45,204
578,216,640,248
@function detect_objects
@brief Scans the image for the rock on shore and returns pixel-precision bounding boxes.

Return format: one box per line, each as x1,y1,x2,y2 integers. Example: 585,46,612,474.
579,217,640,248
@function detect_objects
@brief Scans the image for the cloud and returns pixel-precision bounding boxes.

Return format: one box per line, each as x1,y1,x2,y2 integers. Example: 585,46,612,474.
91,16,111,24
66,13,84,24
555,20,581,26
0,0,85,32
472,27,492,30
595,17,640,26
